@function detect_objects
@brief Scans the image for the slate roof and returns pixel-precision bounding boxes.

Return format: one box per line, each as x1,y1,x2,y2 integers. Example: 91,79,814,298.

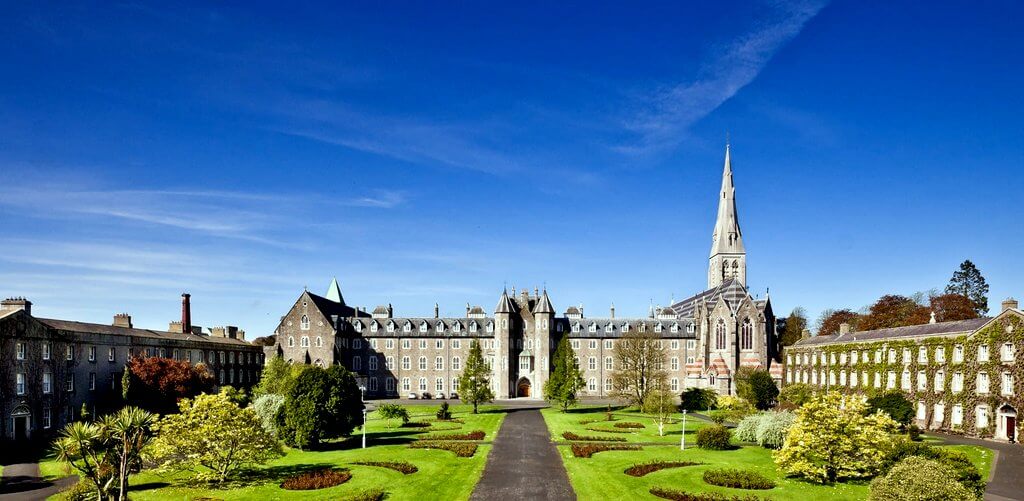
349,317,494,337
534,291,555,314
36,318,254,347
559,318,697,339
668,279,757,318
306,291,364,318
791,317,992,347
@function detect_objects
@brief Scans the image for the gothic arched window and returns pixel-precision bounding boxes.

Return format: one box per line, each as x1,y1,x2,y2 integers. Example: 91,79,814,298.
715,320,727,350
300,315,310,330
740,319,753,351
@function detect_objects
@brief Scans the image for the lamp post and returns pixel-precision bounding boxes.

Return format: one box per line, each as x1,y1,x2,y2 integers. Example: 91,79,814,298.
362,409,367,449
680,409,687,450
359,385,367,449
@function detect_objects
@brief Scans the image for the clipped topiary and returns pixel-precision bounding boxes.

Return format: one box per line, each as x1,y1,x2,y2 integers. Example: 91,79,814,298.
696,424,732,450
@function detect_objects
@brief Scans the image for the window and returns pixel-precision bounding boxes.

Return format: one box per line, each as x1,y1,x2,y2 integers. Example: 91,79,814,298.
1002,342,1015,362
43,372,52,394
715,320,726,350
418,378,427,391
452,378,460,391
588,378,596,392
369,377,378,392
840,352,847,365
887,371,896,389
1002,372,1014,395
588,357,596,370
875,350,882,363
604,340,612,349
902,348,911,364
605,357,613,370
436,339,444,349
288,336,295,347
66,374,74,392
402,378,410,392
606,378,614,392
829,371,836,386
811,370,818,385
977,372,989,394
386,339,394,349
849,371,858,387
874,372,881,388
916,401,926,421
300,315,310,330
670,357,679,371
787,370,793,383
89,372,96,390
888,348,896,363
589,340,597,349
901,370,911,390
740,319,753,350
43,407,51,429
952,404,963,426
571,340,580,350
935,370,945,392
369,356,378,371
452,356,461,370
435,356,444,370
419,339,426,349
671,340,679,350
976,406,989,428
933,403,944,426
436,377,444,392
839,370,847,386
953,344,964,363
452,339,461,349
686,355,695,364
386,378,396,392
851,351,858,364
16,373,25,395
952,372,964,392
315,336,323,347
420,322,427,333
300,336,310,348
918,346,927,364
354,338,363,350
43,342,51,360
935,346,945,363
402,356,411,370
977,345,989,362
66,345,74,361
386,356,394,370
402,339,411,349
404,322,412,333
419,356,427,370
917,371,927,391
109,347,116,362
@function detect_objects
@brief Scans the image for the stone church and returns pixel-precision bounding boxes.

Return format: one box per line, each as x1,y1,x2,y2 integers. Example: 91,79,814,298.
271,146,780,398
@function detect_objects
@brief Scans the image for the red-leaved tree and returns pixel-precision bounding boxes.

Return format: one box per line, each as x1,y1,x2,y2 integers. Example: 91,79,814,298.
125,357,215,415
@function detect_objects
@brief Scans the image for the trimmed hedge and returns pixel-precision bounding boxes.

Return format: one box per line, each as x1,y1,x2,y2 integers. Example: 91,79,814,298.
419,430,485,441
570,443,641,458
702,468,776,490
624,461,703,477
614,422,645,429
401,421,431,428
281,468,352,490
563,431,626,442
352,461,418,474
408,441,477,457
650,487,767,501
695,425,732,450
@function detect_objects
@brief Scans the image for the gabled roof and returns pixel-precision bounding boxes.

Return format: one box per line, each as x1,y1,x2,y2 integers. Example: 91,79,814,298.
533,290,555,314
791,317,992,347
668,279,756,318
305,291,363,319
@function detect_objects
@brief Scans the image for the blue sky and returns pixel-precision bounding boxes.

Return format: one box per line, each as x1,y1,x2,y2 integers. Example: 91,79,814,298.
1,1,1021,335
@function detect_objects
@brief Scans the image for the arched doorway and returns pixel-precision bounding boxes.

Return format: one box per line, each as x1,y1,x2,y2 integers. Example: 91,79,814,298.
997,404,1017,442
11,404,30,441
516,378,531,398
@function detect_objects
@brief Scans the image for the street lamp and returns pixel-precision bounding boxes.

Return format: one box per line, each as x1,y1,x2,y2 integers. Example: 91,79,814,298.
362,409,367,449
680,409,687,450
359,385,367,449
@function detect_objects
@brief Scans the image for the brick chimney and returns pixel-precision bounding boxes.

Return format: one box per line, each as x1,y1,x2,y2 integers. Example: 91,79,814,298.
839,323,850,335
1,297,31,315
113,313,133,329
1004,298,1019,312
181,293,192,334
210,326,226,338
801,328,811,340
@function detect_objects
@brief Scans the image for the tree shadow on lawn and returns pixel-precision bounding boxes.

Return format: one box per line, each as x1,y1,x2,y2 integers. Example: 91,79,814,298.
314,432,420,451
564,405,629,414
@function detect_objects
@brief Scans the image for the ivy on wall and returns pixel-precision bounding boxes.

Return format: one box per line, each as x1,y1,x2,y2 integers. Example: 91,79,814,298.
782,312,1023,439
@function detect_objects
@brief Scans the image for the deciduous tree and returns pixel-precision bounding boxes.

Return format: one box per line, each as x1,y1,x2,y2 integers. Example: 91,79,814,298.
816,309,861,336
377,403,410,429
858,295,930,331
152,390,283,483
277,365,364,449
124,357,215,415
780,307,808,347
544,336,586,412
458,340,494,414
930,293,980,322
945,259,989,315
611,330,668,409
735,367,779,411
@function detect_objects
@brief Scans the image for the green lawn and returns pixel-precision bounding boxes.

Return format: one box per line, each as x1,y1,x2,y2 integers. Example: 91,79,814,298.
541,406,703,444
544,405,995,501
44,403,506,501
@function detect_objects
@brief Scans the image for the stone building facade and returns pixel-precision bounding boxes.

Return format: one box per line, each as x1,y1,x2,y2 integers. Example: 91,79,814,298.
783,299,1022,441
272,146,780,398
0,295,264,443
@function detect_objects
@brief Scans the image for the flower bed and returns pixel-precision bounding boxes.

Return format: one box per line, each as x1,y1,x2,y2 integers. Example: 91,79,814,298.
614,422,645,429
624,461,703,477
570,443,641,458
408,441,477,457
401,421,432,428
563,431,626,442
281,468,352,490
586,426,633,434
352,461,418,474
702,468,776,490
650,487,767,501
419,430,485,441
342,488,387,501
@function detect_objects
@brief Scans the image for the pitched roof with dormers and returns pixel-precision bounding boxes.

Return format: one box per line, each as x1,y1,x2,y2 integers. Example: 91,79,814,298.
667,279,759,318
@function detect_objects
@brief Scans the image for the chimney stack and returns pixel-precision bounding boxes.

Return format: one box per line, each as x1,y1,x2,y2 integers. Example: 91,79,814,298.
113,313,133,329
1,297,32,315
434,303,439,319
610,302,616,319
801,328,811,340
839,323,850,335
181,293,192,335
1003,298,1019,312
466,302,470,317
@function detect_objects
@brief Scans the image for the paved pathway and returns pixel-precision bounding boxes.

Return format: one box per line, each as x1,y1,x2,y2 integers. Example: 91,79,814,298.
471,407,576,501
929,432,1024,501
0,462,77,501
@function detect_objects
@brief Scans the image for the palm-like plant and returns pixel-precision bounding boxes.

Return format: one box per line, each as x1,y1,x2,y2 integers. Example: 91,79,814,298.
52,406,155,501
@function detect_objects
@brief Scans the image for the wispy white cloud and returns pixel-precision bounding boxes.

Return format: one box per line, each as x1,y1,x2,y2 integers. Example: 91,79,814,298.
617,1,829,156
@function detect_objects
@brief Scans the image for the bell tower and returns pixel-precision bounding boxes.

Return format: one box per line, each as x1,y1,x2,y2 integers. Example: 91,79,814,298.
708,144,746,289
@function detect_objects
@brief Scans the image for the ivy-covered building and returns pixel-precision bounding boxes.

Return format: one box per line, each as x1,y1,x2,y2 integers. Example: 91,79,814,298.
783,298,1022,441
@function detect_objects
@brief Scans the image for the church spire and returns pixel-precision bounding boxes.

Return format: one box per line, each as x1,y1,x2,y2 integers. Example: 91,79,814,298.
326,277,345,304
708,144,747,288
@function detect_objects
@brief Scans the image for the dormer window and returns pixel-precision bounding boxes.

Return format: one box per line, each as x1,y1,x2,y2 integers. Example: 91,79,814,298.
420,322,427,333
589,323,597,333
453,321,461,333
605,324,614,333
353,321,362,332
436,322,445,333
470,322,478,333
487,322,494,333
300,315,310,330
371,322,379,333
386,321,395,333
671,323,679,333
572,322,581,333
655,323,663,333
687,323,695,333
403,322,412,333
622,323,630,333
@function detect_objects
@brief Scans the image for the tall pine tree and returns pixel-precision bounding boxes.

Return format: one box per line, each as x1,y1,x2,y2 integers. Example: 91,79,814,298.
544,336,585,412
945,259,989,315
458,340,494,414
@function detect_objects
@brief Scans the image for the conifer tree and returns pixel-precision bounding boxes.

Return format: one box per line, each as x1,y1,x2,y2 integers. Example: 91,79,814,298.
458,340,494,414
945,259,989,315
544,336,585,412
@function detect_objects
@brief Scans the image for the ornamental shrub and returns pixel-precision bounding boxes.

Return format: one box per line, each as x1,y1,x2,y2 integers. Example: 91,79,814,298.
702,468,776,490
419,430,485,441
696,425,732,450
715,395,756,422
734,414,764,443
562,431,626,442
253,394,285,437
649,487,767,501
866,391,915,427
377,404,410,429
408,441,477,457
735,368,779,411
569,443,641,458
277,365,364,449
436,402,452,421
869,456,975,501
624,461,702,477
777,383,815,407
352,461,418,474
614,421,645,429
680,388,717,412
774,393,899,483
882,439,985,498
755,411,795,449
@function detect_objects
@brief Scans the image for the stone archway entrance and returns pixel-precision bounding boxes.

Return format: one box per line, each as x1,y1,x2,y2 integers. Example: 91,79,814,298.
11,404,30,441
516,378,531,398
997,404,1017,442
